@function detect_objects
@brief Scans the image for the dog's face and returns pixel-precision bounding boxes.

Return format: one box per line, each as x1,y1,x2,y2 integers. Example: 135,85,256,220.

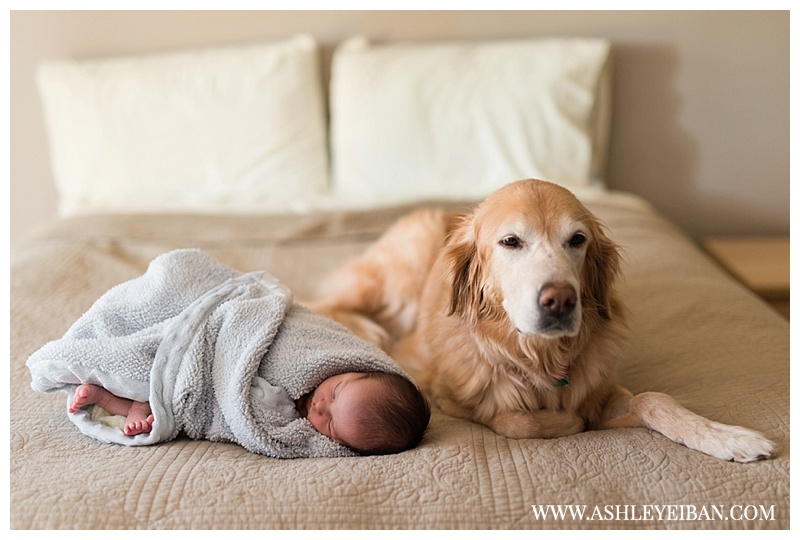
445,180,620,339
487,209,588,337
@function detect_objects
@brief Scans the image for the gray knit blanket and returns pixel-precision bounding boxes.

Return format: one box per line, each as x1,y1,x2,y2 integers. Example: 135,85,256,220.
26,249,407,458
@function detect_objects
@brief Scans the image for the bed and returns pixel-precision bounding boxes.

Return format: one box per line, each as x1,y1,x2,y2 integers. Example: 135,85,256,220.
10,35,789,530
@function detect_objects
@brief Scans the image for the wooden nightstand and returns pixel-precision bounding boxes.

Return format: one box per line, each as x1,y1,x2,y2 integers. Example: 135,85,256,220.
703,236,790,319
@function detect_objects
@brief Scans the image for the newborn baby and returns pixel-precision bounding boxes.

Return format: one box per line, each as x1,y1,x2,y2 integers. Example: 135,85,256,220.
70,369,429,455
28,249,427,458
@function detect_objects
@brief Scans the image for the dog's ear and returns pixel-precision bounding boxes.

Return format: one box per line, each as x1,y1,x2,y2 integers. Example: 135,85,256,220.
582,215,622,320
443,214,483,323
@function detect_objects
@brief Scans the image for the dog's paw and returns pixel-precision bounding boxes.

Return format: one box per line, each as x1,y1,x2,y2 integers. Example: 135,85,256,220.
688,421,775,463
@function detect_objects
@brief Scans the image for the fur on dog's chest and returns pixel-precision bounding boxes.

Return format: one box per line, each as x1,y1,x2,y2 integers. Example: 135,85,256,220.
432,342,589,421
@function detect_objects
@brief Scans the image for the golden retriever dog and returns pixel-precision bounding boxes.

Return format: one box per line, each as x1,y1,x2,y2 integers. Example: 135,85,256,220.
312,179,774,463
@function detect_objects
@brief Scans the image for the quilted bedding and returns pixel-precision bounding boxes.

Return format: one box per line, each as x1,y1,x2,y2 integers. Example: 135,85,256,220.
9,194,789,529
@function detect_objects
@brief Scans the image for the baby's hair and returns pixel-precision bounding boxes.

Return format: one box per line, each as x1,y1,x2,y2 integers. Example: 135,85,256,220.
350,371,431,456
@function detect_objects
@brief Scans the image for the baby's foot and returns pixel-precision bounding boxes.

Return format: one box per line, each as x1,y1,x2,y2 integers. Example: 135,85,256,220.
124,415,154,436
124,401,154,436
69,384,103,413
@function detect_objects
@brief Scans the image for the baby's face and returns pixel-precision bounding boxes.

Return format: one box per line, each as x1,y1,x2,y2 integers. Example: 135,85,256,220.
296,372,379,449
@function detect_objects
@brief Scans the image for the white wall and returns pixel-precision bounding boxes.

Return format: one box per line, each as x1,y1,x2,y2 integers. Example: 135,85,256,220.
10,10,789,246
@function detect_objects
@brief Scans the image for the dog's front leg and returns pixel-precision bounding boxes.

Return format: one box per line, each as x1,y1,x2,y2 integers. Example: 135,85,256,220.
487,409,585,439
433,393,584,439
597,386,775,463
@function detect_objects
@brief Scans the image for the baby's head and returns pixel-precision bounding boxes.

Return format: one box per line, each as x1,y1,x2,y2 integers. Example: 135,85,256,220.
296,371,430,455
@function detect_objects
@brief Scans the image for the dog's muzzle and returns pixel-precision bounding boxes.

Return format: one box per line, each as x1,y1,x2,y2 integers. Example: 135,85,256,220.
536,281,579,336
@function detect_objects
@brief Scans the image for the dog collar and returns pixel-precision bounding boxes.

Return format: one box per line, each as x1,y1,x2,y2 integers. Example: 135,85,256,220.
553,365,571,387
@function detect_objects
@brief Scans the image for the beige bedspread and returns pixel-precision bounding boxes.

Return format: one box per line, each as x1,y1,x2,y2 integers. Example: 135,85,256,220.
10,196,789,529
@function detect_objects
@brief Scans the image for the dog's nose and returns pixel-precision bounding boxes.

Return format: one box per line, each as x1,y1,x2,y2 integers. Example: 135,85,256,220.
538,282,577,317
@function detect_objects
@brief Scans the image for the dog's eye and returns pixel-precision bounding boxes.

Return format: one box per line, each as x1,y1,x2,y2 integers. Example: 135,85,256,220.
569,232,587,248
500,235,522,249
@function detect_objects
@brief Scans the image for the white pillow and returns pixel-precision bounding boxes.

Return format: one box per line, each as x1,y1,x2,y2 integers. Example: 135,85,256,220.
329,37,612,206
37,35,329,216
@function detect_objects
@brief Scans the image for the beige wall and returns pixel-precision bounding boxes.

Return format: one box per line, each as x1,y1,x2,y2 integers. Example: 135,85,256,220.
10,10,789,247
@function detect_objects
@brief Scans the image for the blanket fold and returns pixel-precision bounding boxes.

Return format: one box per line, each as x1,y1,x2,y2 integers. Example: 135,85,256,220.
27,249,407,458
